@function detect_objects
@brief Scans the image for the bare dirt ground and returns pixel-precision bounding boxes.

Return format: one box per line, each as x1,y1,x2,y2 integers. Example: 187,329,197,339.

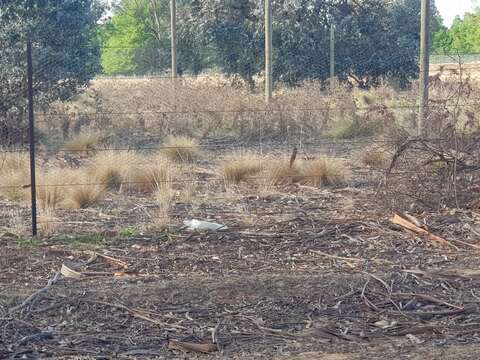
2,151,480,359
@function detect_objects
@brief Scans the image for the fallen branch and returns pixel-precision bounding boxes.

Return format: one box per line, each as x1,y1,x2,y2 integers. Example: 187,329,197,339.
168,340,218,354
310,250,392,265
403,268,480,279
391,292,463,310
391,214,457,249
9,272,60,314
81,299,188,331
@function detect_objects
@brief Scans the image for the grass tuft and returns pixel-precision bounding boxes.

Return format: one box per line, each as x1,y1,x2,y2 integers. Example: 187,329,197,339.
36,169,75,210
0,169,29,201
268,162,302,185
300,157,348,187
356,146,389,167
221,152,264,184
64,132,102,152
330,118,378,139
0,152,29,172
162,136,200,162
38,208,59,236
125,155,178,192
64,182,104,209
87,151,140,190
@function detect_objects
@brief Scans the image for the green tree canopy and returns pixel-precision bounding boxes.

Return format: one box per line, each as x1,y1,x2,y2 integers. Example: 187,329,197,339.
100,0,208,75
101,0,442,87
0,0,103,144
433,11,480,54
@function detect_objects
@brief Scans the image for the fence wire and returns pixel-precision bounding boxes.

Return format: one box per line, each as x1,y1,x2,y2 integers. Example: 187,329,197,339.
2,18,480,237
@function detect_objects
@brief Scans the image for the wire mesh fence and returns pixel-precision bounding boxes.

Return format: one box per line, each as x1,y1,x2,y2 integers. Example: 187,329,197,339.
2,0,480,238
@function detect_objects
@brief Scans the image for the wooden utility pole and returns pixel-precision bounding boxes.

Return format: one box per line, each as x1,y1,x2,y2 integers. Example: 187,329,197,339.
418,0,430,136
330,22,335,79
265,0,272,102
170,0,177,79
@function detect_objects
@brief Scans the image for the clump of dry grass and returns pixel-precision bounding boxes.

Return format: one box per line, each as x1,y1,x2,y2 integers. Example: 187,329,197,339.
148,166,175,231
300,157,348,187
125,154,179,192
221,152,264,185
38,168,104,209
64,184,104,209
0,152,29,172
87,151,140,190
148,206,170,231
162,136,200,162
36,169,75,210
0,152,30,201
61,170,104,209
38,208,59,236
356,146,389,167
0,169,29,201
267,162,302,185
64,131,102,152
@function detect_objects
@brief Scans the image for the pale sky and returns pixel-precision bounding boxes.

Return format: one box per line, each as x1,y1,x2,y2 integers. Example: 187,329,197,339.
436,0,477,27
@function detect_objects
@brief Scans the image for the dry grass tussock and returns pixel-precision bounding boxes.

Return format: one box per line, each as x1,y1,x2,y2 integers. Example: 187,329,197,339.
64,183,105,209
221,152,265,185
0,152,30,201
355,145,390,168
267,161,302,185
37,168,104,210
38,207,59,236
265,155,348,187
36,169,75,210
64,131,103,152
87,151,141,190
125,154,180,192
0,169,29,201
0,152,29,172
300,158,348,187
162,136,200,162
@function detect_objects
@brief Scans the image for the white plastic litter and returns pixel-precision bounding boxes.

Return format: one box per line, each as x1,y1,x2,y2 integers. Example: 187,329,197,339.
183,219,228,231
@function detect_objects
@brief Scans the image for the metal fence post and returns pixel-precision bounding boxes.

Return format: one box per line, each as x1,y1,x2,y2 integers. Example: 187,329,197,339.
418,0,430,136
265,0,273,103
171,0,177,80
330,22,335,79
26,41,37,237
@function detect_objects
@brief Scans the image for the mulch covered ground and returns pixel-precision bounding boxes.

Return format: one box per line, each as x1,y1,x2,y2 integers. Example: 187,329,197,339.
2,178,480,359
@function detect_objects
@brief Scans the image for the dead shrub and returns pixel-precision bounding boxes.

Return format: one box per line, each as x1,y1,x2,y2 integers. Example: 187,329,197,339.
383,74,480,210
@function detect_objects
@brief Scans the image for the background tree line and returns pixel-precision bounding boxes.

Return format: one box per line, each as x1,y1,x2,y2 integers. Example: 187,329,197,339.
2,0,479,144
100,0,444,88
433,9,480,54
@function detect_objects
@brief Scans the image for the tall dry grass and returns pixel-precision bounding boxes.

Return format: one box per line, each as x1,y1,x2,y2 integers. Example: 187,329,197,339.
162,136,200,162
0,152,30,201
220,151,265,185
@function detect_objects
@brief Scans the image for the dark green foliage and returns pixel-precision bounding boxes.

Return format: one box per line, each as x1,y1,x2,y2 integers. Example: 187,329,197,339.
0,0,102,144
